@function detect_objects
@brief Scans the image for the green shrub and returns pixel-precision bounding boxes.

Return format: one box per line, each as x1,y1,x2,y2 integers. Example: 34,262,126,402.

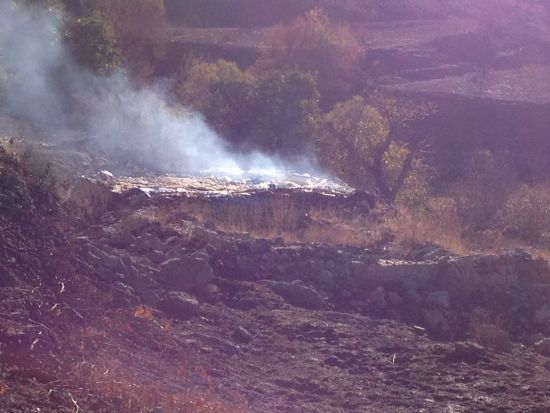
177,60,320,155
65,15,121,73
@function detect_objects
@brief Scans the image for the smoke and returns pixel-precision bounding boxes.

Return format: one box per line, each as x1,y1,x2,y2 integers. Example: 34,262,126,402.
0,0,287,175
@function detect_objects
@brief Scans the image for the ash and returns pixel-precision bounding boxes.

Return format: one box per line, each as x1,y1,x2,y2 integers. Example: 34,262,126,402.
107,169,355,197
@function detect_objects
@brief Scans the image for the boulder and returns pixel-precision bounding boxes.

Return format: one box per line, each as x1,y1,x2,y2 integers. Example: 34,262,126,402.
445,342,487,364
149,250,165,264
129,273,163,306
267,280,326,310
158,256,215,292
121,188,151,206
233,326,253,344
121,215,150,233
161,291,199,320
134,233,162,253
314,269,335,286
66,177,113,217
109,231,135,249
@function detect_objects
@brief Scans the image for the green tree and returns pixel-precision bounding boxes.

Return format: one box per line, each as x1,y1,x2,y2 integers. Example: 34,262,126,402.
251,68,320,155
318,96,435,202
65,15,121,73
177,59,255,110
80,0,166,55
77,0,166,80
177,59,320,155
177,59,256,145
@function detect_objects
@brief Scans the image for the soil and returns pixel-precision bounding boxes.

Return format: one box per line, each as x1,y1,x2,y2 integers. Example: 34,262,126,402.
2,146,550,413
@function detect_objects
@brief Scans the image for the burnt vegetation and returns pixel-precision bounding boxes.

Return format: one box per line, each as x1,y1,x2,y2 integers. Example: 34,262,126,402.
3,0,550,411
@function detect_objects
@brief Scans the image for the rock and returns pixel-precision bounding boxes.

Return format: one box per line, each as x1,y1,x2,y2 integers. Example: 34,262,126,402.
190,228,217,248
314,269,334,286
534,338,550,357
233,326,253,344
112,282,139,306
109,231,135,249
72,236,90,245
267,280,326,310
134,233,162,252
161,291,199,320
121,215,150,233
158,256,215,292
369,287,387,310
197,283,221,301
149,250,165,264
97,170,114,183
529,333,545,345
445,342,487,364
121,188,151,206
324,356,340,367
93,253,128,282
426,291,451,309
190,250,210,261
408,244,450,261
66,177,113,217
129,274,163,306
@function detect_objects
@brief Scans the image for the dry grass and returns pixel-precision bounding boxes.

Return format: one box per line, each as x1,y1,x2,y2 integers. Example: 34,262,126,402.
382,198,468,255
469,308,512,352
137,181,550,265
60,308,249,413
156,196,385,248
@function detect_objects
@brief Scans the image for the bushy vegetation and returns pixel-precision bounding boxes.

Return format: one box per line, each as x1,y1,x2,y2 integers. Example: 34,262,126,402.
8,0,550,254
177,59,319,155
65,15,121,73
256,7,364,108
56,0,166,78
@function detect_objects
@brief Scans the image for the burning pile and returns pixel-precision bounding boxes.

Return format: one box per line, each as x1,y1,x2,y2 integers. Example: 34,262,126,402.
65,168,380,247
107,170,355,197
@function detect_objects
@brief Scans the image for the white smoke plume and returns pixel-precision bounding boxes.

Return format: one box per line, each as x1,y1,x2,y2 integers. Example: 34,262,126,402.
0,0,286,175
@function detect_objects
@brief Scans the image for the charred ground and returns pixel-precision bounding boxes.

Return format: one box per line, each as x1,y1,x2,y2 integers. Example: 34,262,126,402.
2,143,550,412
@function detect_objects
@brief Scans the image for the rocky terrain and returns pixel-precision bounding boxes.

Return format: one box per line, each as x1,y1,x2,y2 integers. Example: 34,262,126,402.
2,142,550,412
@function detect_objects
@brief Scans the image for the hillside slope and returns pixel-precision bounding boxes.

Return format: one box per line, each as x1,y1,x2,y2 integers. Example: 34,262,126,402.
3,143,550,411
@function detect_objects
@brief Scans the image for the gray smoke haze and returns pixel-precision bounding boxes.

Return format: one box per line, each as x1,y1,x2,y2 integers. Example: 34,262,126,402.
0,0,289,175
